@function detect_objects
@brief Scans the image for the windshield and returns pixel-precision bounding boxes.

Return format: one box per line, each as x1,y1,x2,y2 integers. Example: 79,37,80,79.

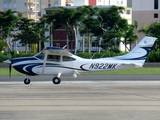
35,52,45,60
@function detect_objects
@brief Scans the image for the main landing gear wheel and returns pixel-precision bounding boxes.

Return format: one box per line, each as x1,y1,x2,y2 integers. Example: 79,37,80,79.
52,77,61,84
24,78,30,85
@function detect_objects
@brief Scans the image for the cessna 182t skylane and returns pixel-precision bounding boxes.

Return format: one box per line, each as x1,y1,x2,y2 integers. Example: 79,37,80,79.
4,36,157,85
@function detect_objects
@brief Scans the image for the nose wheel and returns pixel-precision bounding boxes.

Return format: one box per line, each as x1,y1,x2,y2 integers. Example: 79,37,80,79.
24,78,30,85
52,77,61,84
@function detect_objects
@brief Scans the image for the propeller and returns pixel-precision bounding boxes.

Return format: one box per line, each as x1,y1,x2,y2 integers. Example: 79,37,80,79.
9,62,12,79
6,40,12,79
8,50,13,79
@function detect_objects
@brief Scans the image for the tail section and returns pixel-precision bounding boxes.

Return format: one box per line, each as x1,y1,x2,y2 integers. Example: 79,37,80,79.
114,36,157,67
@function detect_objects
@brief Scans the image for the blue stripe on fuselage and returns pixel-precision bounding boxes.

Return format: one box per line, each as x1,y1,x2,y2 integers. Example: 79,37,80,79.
116,47,151,60
13,62,61,75
11,57,37,64
13,63,43,75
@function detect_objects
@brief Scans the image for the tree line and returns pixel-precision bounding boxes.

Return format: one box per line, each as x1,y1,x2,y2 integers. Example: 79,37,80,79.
0,10,49,52
0,5,159,54
45,5,138,54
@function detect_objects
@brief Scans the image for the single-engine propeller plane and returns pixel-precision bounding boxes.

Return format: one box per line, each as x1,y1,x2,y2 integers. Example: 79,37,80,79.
4,36,157,85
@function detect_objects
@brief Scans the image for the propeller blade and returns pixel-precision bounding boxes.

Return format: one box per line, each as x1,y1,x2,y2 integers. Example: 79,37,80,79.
9,51,13,79
6,40,13,79
9,62,11,79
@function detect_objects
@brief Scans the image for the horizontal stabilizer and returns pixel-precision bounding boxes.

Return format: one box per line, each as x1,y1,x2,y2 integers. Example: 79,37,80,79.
117,63,142,69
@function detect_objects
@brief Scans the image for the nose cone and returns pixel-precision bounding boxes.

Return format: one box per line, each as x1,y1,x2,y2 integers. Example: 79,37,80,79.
3,59,11,64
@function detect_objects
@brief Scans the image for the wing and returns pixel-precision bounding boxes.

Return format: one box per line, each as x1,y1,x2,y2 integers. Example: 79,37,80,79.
45,47,72,56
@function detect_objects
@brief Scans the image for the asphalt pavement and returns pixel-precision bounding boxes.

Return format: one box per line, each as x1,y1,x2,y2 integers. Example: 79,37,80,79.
0,75,160,120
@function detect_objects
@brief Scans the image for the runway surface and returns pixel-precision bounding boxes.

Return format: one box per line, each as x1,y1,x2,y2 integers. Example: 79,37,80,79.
0,75,160,120
1,74,160,82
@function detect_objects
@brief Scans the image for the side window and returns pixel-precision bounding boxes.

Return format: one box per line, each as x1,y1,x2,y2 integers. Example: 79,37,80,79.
62,56,76,61
47,55,60,62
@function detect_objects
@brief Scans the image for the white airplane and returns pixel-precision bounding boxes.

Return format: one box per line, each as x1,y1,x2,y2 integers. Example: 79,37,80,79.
4,36,157,85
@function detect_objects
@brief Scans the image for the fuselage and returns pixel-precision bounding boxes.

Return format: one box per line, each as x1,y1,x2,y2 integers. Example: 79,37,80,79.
10,54,139,76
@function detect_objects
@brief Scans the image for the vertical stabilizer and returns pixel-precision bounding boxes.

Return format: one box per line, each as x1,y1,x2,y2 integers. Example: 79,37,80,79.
113,36,157,67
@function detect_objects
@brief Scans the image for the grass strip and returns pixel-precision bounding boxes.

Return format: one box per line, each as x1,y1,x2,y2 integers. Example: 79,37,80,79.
0,67,160,76
85,67,160,75
0,68,23,76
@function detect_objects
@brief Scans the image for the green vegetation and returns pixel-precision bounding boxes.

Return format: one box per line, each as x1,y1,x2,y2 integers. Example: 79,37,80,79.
0,51,35,62
85,68,160,75
0,67,160,76
46,5,137,53
76,51,126,59
0,68,22,76
0,40,7,51
146,51,160,62
0,10,49,53
138,22,160,51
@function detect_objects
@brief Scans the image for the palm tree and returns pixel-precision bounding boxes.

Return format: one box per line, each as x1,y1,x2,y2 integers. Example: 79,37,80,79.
12,17,36,52
46,7,87,54
0,10,19,50
123,24,138,51
34,17,50,51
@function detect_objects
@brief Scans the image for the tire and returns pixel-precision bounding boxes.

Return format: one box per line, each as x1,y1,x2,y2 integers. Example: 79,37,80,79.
24,78,30,85
52,77,61,84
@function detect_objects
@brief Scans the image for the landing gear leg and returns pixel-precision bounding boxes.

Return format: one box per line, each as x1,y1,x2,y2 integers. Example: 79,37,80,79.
52,73,61,84
24,78,30,85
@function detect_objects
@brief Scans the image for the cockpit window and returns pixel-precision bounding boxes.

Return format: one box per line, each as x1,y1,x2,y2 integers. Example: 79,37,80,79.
47,55,60,62
62,56,76,61
35,52,45,60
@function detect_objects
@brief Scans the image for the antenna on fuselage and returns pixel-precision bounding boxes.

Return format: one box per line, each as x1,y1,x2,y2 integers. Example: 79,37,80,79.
90,53,96,59
101,54,105,58
63,45,67,49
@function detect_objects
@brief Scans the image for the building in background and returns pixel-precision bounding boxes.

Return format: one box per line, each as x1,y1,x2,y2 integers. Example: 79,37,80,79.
45,2,132,51
127,0,132,7
73,0,127,6
0,0,71,21
132,0,159,46
0,1,3,11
